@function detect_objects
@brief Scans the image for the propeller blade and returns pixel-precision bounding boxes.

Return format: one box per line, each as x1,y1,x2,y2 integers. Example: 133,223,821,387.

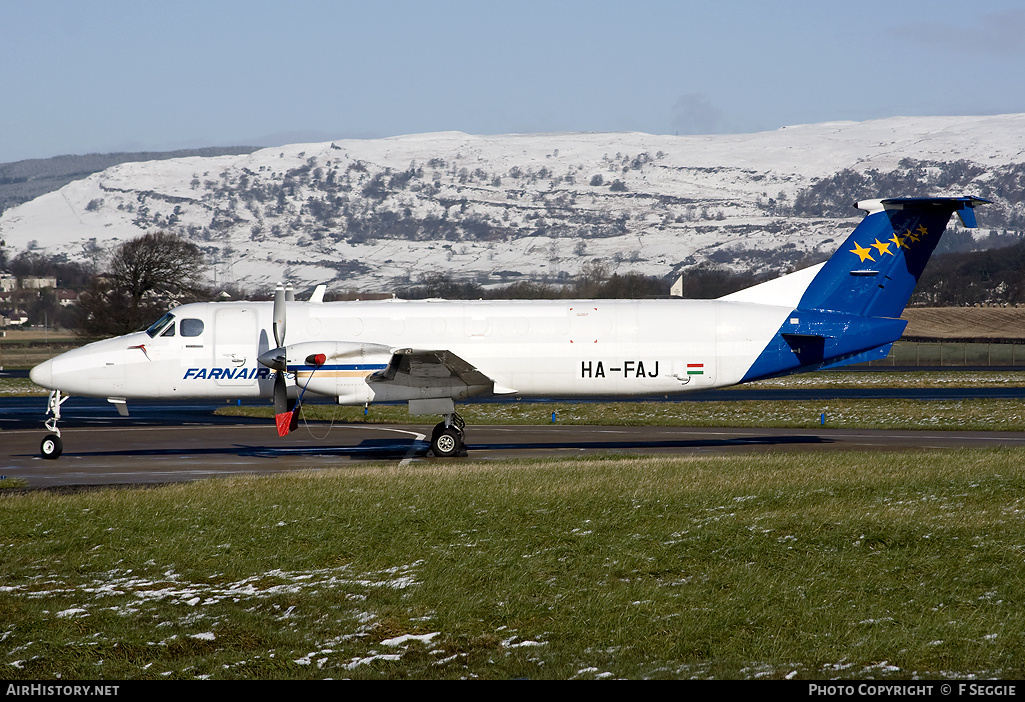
273,370,292,436
268,283,301,437
273,283,286,348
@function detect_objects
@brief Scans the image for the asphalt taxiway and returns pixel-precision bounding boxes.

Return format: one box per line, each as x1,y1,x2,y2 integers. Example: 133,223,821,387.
5,400,1025,489
6,383,1025,488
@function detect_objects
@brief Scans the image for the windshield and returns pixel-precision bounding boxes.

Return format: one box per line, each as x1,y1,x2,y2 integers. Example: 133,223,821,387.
145,312,175,338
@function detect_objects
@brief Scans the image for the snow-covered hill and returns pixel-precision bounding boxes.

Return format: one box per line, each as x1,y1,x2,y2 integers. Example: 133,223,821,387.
3,115,1025,294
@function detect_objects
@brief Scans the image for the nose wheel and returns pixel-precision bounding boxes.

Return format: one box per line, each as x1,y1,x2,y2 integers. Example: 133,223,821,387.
40,390,68,460
41,434,63,460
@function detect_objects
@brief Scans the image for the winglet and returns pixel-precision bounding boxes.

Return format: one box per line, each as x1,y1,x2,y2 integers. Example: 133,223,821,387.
953,197,989,228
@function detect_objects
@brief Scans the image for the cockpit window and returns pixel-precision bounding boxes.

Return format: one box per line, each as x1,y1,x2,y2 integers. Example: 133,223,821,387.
180,318,204,337
160,324,175,337
145,313,175,338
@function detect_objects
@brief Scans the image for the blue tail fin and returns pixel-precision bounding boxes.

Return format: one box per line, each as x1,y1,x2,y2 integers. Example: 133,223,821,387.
739,195,990,382
798,196,991,318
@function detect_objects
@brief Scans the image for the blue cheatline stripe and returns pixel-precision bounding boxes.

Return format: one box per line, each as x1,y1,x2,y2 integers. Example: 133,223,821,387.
286,363,389,372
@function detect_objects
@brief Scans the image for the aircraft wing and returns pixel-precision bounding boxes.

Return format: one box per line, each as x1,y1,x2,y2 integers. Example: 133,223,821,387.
370,348,495,394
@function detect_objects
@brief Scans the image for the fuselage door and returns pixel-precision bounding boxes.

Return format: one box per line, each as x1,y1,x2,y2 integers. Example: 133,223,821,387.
214,307,259,387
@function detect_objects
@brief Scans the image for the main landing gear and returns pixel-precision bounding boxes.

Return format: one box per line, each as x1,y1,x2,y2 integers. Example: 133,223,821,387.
40,389,68,460
430,412,467,458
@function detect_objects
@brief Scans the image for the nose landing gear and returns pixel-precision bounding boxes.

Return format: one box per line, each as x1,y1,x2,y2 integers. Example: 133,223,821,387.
40,390,68,459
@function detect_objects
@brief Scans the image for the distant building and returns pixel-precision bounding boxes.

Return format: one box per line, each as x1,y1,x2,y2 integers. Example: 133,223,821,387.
0,309,29,327
671,275,684,297
20,276,57,289
56,289,79,307
0,272,16,293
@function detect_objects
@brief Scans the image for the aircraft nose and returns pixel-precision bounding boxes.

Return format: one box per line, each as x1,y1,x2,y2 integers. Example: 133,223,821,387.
30,359,54,389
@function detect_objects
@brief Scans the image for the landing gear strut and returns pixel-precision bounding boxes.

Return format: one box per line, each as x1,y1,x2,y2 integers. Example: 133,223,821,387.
430,412,467,458
41,389,68,460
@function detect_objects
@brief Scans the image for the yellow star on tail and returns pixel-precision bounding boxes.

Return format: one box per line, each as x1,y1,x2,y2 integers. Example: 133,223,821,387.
849,241,874,262
871,238,893,256
890,232,908,250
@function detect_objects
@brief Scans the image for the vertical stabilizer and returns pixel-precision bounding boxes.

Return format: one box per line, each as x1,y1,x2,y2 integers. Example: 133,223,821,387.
739,196,990,383
797,196,990,318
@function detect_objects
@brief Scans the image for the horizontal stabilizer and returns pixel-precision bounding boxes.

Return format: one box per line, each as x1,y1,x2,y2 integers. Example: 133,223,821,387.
855,196,990,229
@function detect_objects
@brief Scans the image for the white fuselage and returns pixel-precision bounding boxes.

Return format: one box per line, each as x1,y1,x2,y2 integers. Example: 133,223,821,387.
30,297,795,403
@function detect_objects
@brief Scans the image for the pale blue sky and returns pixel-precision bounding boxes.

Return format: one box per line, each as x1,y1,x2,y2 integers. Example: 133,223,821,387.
3,0,1025,163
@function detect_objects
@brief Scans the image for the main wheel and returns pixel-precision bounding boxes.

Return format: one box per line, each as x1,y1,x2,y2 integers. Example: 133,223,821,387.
431,427,462,458
41,434,63,460
431,421,447,441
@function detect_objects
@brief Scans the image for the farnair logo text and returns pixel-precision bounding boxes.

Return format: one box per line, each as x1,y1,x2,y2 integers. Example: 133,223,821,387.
183,368,273,380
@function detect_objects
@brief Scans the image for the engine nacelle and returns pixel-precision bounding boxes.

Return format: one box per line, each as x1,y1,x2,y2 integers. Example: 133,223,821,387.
279,341,392,400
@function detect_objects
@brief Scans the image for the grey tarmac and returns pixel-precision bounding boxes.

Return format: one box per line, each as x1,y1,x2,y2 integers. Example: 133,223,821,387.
5,422,1025,490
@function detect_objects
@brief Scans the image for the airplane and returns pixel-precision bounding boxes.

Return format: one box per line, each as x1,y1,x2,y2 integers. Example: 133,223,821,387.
28,195,990,460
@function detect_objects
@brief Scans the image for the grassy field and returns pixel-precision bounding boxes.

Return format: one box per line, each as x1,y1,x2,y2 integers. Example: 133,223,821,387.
0,376,45,396
901,307,1025,340
0,329,83,369
3,449,1025,680
6,360,1025,678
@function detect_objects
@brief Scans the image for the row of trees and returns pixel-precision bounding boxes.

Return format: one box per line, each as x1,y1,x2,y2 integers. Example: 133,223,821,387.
9,227,1025,338
912,239,1025,306
789,158,1025,231
396,261,768,301
399,239,1025,307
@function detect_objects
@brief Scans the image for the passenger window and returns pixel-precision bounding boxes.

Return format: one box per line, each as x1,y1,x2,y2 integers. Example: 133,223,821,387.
180,319,204,337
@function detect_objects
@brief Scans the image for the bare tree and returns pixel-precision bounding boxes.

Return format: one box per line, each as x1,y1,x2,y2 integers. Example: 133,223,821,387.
109,231,207,307
77,231,207,335
574,259,611,297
